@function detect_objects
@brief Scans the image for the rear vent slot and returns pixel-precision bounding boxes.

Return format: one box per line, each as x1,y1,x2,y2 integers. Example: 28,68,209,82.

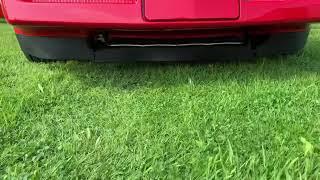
94,30,246,48
107,38,244,47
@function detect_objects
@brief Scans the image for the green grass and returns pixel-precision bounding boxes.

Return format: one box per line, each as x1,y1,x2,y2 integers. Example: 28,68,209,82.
1,22,320,179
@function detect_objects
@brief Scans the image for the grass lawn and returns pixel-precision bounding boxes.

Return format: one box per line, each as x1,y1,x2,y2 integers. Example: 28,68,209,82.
1,23,320,179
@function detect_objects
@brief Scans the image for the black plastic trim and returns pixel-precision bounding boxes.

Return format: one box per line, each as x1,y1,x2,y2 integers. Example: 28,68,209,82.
16,30,309,62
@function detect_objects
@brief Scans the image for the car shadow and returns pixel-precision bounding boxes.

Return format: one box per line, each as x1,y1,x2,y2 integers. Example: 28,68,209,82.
53,31,320,91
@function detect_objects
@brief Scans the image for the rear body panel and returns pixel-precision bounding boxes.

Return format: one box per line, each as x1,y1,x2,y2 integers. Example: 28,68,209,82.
2,0,320,29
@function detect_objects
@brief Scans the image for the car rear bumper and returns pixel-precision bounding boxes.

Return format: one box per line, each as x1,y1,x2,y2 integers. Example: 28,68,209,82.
16,30,309,62
2,0,320,29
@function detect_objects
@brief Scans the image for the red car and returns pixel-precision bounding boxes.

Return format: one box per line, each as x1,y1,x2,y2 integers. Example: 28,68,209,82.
0,5,3,19
1,0,320,62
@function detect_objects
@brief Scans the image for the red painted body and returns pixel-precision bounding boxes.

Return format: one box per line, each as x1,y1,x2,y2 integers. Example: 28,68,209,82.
2,0,320,31
0,5,3,18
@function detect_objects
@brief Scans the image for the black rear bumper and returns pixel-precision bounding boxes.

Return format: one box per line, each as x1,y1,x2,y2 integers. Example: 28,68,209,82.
16,31,309,62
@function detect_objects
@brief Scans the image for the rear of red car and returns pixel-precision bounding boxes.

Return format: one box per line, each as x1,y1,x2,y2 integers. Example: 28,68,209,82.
2,0,320,62
0,4,3,19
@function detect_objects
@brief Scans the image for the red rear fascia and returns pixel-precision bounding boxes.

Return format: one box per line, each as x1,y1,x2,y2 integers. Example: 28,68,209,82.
2,0,320,29
0,4,3,18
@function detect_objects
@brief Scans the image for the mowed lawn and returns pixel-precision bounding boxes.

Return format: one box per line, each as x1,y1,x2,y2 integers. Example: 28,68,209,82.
1,22,320,179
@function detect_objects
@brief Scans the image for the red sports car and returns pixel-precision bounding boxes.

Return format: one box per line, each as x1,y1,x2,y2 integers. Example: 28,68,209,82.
1,0,320,62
